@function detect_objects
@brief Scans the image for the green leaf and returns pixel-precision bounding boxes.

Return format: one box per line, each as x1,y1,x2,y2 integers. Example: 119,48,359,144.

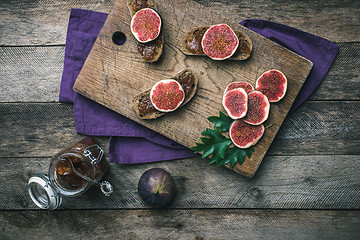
246,147,254,158
191,111,256,168
216,147,255,168
207,111,233,132
191,128,232,164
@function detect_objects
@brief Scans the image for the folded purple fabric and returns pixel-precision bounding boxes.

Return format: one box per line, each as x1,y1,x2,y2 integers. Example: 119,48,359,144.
240,19,339,112
60,9,195,164
59,9,338,164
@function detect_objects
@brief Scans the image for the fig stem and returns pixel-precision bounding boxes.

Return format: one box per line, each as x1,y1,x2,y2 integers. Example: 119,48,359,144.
265,124,274,129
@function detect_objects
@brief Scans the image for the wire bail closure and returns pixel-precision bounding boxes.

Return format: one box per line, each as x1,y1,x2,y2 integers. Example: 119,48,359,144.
83,144,104,164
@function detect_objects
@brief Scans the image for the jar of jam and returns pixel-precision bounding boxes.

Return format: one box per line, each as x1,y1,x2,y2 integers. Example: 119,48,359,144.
28,136,113,210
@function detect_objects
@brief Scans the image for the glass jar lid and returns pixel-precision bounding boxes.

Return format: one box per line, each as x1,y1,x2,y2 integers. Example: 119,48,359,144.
28,173,62,210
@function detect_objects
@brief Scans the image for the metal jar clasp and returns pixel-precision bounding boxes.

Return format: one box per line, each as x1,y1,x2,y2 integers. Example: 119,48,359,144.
83,144,104,164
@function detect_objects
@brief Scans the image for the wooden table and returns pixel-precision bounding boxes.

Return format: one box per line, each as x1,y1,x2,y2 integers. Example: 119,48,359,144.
1,0,359,239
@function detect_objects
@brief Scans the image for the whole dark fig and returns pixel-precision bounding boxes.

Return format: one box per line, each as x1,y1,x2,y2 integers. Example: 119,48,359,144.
137,168,176,207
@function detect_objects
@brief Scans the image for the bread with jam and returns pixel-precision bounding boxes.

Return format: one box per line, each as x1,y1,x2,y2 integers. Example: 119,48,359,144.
132,69,199,119
181,26,252,60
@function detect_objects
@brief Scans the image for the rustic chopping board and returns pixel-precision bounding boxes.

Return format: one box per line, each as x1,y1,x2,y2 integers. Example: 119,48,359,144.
73,0,313,177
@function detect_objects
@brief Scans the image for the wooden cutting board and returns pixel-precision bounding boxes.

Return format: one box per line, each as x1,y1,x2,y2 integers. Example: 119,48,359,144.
73,0,312,177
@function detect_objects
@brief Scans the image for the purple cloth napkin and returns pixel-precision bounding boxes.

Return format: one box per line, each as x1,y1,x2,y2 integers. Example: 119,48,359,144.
59,9,338,164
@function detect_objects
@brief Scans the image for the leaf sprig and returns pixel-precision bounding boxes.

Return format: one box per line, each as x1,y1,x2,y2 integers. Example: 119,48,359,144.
190,111,254,168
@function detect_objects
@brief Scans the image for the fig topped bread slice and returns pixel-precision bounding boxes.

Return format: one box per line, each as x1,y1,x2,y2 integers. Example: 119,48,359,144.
181,25,252,60
127,0,163,62
132,69,199,119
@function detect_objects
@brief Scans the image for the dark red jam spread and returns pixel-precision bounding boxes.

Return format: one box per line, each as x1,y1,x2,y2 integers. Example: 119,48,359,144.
137,36,163,61
138,94,157,114
185,27,208,54
173,70,196,97
236,36,252,56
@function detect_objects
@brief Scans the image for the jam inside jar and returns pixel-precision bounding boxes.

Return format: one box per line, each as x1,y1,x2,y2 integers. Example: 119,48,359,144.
28,136,111,210
53,153,91,191
49,136,109,196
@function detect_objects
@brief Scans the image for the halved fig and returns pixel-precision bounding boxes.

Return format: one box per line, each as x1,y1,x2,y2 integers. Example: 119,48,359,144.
255,69,287,102
130,8,161,43
181,26,252,60
132,69,198,119
222,88,248,119
229,120,265,149
150,79,185,112
224,81,254,94
243,91,270,125
201,24,239,60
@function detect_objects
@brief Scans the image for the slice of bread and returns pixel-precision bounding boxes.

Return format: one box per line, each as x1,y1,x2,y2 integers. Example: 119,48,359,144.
127,0,163,62
181,26,252,60
127,0,157,16
132,68,199,119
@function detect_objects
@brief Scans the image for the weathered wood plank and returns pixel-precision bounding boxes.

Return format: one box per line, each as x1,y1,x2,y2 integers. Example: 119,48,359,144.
269,100,360,155
0,101,359,158
308,42,360,101
0,46,64,102
0,103,110,157
1,154,359,209
1,0,359,45
1,43,358,103
1,209,359,239
0,0,114,46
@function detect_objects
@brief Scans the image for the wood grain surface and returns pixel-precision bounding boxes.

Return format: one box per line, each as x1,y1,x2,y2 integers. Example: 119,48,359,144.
1,155,359,209
1,0,359,45
1,210,359,239
73,0,312,177
1,0,360,239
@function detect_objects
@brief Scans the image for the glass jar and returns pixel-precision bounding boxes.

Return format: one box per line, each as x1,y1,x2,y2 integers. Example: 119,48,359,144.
28,136,113,210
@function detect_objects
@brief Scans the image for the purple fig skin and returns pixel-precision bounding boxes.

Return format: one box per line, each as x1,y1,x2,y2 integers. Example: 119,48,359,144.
137,168,176,207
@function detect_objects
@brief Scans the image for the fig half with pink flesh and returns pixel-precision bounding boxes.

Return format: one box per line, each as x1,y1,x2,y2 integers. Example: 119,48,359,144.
130,8,161,43
229,120,265,149
222,88,248,119
243,91,270,125
255,69,287,102
201,24,239,60
150,79,185,112
224,81,254,94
